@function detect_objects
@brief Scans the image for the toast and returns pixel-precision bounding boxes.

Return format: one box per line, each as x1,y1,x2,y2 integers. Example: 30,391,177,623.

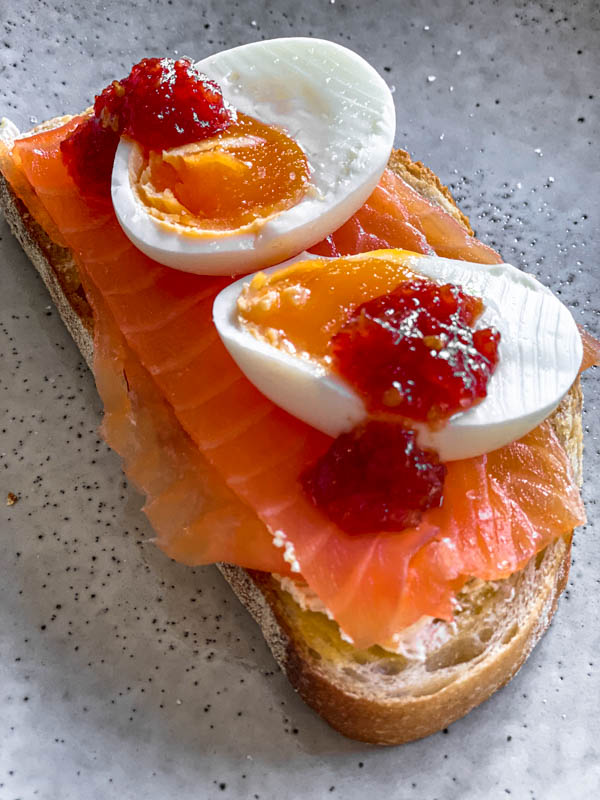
0,116,583,745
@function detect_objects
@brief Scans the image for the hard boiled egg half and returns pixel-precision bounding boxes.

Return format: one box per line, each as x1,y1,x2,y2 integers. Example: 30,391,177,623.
213,250,582,461
111,38,395,275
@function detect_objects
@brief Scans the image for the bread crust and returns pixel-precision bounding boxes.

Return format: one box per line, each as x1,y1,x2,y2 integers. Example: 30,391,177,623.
0,123,583,745
220,490,575,745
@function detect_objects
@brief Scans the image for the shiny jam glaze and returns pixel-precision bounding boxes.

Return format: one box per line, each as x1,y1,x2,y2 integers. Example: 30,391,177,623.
134,112,311,232
60,115,120,204
237,250,423,361
113,57,233,151
61,57,234,202
301,421,446,534
332,280,501,425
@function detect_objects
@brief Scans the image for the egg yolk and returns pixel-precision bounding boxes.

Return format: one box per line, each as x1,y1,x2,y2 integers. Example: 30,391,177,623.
237,250,423,362
132,112,311,232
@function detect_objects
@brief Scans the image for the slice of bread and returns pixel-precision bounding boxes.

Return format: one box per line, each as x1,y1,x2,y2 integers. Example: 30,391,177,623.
0,117,582,745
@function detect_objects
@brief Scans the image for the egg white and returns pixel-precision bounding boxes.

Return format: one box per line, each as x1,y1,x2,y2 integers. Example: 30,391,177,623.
213,252,582,461
111,38,395,275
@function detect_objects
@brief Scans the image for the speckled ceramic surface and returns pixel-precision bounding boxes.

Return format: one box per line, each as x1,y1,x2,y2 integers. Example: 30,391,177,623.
1,1,599,798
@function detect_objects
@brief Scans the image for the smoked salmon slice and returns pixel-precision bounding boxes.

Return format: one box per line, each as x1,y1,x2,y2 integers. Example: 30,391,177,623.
309,168,502,265
88,274,289,574
580,325,600,372
3,119,590,648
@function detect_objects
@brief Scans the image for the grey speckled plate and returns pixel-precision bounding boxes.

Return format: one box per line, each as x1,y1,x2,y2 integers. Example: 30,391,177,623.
1,1,599,798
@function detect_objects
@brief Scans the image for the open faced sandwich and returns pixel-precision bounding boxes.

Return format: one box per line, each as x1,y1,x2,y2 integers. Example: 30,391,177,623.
1,38,598,744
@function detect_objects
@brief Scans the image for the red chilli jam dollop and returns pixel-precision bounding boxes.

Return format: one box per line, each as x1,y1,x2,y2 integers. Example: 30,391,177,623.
301,422,446,535
331,279,500,426
302,279,500,534
61,57,234,203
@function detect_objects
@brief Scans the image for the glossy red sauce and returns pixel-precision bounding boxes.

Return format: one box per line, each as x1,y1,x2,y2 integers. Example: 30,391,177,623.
301,422,446,534
61,57,233,202
331,280,500,426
